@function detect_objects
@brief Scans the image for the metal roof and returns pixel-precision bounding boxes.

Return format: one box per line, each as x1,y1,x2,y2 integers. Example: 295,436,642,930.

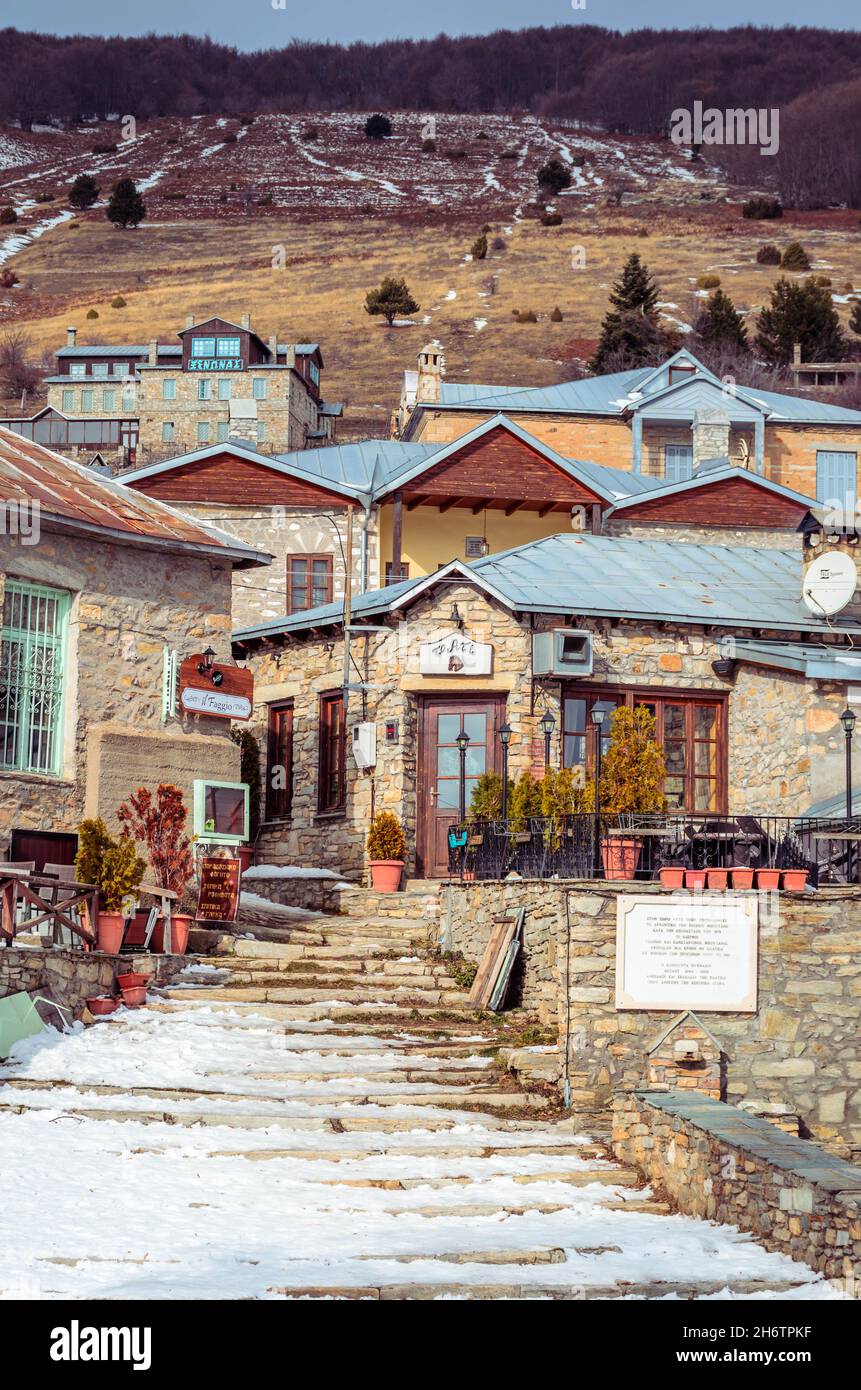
233,532,859,643
730,639,861,680
0,427,270,567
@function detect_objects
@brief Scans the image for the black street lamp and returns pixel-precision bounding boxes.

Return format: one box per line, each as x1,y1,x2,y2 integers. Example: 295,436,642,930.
841,707,856,819
498,723,512,821
540,709,555,769
455,729,470,823
591,707,606,877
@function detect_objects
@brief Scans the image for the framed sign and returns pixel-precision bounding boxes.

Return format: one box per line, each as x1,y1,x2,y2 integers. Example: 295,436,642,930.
179,655,253,721
419,630,493,676
615,893,758,1013
195,856,241,922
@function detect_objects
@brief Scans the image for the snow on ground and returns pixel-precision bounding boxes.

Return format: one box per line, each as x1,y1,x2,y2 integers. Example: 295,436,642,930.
242,865,350,881
238,892,324,918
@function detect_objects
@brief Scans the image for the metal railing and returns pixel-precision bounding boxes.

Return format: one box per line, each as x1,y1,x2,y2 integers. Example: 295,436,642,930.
447,812,861,885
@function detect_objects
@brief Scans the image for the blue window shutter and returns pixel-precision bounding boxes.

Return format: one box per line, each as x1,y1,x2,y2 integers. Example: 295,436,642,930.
816,451,857,525
664,445,694,483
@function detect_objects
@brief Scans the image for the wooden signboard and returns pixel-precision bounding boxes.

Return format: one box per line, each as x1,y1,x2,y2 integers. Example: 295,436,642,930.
195,856,241,923
179,655,254,721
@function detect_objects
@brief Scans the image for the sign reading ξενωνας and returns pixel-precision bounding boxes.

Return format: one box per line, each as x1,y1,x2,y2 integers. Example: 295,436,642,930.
195,857,241,922
187,358,245,371
615,893,758,1012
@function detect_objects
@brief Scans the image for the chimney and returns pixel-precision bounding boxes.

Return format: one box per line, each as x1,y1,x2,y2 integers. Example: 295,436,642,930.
691,403,731,471
67,326,77,348
416,341,444,404
268,334,277,360
186,312,196,329
241,312,251,330
148,339,158,366
284,345,296,370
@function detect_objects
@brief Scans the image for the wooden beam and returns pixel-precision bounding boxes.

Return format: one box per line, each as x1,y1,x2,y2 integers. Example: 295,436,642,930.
391,490,404,583
538,502,557,518
438,497,464,514
406,494,429,512
471,498,493,514
505,501,526,517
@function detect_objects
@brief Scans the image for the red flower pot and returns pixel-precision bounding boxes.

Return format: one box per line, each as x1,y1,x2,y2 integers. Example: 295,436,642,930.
86,996,119,1016
685,869,707,890
237,846,254,873
96,912,125,954
120,985,147,1008
601,837,642,880
706,868,729,890
659,866,685,888
369,860,404,893
116,970,150,991
151,914,192,955
756,869,781,890
781,869,809,891
731,868,755,890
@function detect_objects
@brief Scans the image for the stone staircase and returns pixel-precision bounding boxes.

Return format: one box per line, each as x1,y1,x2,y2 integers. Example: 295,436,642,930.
0,892,827,1300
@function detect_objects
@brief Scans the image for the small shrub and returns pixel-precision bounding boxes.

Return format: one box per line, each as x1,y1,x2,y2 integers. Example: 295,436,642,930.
111,295,127,308
163,190,187,200
782,241,812,271
240,114,255,126
499,148,518,160
301,125,320,141
515,309,538,323
742,196,783,220
697,273,721,289
491,235,506,251
541,211,563,226
756,243,781,265
421,137,436,153
0,206,18,225
364,113,392,140
91,141,118,155
100,837,146,912
814,275,832,288
221,131,237,145
0,268,19,288
550,305,564,322
35,191,54,203
367,811,406,861
637,226,650,237
446,147,468,159
477,130,490,140
470,233,488,260
86,308,99,318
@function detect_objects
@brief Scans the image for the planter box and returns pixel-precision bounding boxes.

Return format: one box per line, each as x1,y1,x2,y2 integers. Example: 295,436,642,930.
756,869,781,890
602,837,642,880
120,985,147,1008
658,866,685,888
151,914,191,956
86,996,119,1017
781,869,809,891
685,869,708,890
730,868,755,890
116,970,150,991
706,868,728,890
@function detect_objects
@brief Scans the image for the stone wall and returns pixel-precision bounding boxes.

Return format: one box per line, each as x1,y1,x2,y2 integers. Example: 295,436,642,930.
612,1090,861,1289
240,867,354,913
0,527,239,855
0,946,188,1020
444,879,861,1157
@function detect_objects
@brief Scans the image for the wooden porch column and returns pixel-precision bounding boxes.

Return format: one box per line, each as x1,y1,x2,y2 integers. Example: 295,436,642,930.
390,491,403,584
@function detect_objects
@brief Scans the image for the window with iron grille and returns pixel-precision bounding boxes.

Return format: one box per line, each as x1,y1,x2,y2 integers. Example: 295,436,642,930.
318,691,345,813
0,580,70,776
286,555,333,614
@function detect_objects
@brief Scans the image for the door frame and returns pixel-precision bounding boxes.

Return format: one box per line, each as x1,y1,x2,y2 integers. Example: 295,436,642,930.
416,692,507,878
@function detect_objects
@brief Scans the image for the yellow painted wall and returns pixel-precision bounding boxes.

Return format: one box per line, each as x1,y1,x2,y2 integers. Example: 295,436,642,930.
376,504,571,585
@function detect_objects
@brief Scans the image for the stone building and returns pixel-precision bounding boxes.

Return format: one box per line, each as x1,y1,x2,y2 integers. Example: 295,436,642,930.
232,524,861,880
0,427,270,866
3,314,342,468
394,345,861,508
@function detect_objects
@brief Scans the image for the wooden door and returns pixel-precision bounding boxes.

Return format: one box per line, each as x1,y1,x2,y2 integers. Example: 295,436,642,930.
417,697,505,877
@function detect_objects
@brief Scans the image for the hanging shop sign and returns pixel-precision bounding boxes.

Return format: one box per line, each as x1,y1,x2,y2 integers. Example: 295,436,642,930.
615,893,758,1013
195,856,241,923
178,655,254,721
419,630,493,676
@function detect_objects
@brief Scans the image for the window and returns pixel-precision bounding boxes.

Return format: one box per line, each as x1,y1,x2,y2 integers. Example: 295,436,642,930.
217,421,229,442
92,362,109,379
310,362,320,387
122,387,136,411
112,363,127,377
217,379,232,401
197,422,211,445
266,702,294,820
664,445,693,482
318,692,345,813
61,390,74,412
256,421,266,443
286,555,333,613
162,421,175,444
69,363,86,378
562,686,725,812
192,779,249,843
162,379,177,400
198,379,212,401
80,390,93,412
102,389,115,410
252,377,267,400
0,579,69,776
191,336,216,357
668,365,696,386
385,561,410,584
816,451,857,526
216,336,241,358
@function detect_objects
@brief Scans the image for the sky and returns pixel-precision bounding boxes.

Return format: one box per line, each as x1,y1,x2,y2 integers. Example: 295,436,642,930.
2,1,858,50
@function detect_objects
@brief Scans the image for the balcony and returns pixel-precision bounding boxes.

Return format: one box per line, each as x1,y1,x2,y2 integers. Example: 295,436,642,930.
446,812,861,886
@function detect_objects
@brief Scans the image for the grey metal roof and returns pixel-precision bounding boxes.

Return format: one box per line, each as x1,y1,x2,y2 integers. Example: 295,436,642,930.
731,639,861,680
573,459,663,499
233,532,860,643
56,345,150,358
271,439,439,493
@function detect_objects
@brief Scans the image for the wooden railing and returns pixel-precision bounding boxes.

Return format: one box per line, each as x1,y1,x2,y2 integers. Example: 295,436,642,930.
0,870,98,948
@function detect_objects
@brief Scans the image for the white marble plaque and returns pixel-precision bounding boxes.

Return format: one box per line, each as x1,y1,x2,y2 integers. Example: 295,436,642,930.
615,894,758,1012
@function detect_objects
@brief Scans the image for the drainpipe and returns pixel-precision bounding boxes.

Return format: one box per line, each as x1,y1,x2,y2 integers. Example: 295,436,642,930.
359,502,372,593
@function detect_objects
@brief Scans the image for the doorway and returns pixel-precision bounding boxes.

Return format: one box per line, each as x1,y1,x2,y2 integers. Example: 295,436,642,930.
417,696,505,877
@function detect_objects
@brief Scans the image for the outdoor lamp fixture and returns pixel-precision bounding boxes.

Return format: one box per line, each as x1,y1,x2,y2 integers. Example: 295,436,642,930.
451,603,464,629
841,707,857,818
198,646,216,676
455,729,470,823
498,724,513,821
540,709,556,768
591,707,606,877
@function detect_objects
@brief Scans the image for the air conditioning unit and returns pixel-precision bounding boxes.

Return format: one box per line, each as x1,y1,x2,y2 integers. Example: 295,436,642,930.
352,721,377,769
532,629,593,677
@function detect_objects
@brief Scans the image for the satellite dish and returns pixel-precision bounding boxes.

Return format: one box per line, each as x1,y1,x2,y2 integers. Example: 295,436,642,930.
802,550,857,616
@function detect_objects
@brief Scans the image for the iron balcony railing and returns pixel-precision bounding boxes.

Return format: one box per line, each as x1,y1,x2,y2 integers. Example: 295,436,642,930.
446,812,861,885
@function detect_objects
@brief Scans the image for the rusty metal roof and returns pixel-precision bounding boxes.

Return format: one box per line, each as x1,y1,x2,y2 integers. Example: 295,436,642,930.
0,427,270,567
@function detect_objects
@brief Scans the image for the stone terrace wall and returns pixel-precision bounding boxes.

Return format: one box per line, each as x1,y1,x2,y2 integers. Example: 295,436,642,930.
613,1090,861,1289
444,879,861,1156
1,947,120,1019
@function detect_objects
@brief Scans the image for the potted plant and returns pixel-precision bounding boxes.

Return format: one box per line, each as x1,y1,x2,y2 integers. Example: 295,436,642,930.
118,784,195,954
599,708,667,879
367,811,406,892
76,818,145,953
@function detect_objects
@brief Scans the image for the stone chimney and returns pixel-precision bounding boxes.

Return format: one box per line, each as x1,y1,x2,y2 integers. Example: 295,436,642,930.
148,339,158,366
416,341,445,404
283,345,296,369
186,312,196,329
268,334,277,359
691,403,731,470
66,327,77,348
241,312,251,329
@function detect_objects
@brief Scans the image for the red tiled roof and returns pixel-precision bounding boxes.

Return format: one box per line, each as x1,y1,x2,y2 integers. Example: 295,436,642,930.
0,427,269,565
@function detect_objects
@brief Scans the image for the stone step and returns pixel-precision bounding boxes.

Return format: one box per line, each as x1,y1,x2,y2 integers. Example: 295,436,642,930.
0,1099,505,1134
204,1141,606,1163
233,959,441,979
320,1168,635,1190
159,984,469,1006
222,969,453,991
269,1278,809,1301
147,1000,487,1027
355,1247,568,1266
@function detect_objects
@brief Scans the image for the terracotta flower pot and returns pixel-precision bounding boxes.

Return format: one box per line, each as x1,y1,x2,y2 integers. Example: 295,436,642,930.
120,985,147,1008
706,868,729,890
97,912,125,954
601,837,642,880
781,869,809,891
237,846,254,873
116,970,150,991
659,866,685,888
756,869,781,890
685,869,707,890
731,868,755,890
151,914,192,955
369,860,404,893
86,996,119,1017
